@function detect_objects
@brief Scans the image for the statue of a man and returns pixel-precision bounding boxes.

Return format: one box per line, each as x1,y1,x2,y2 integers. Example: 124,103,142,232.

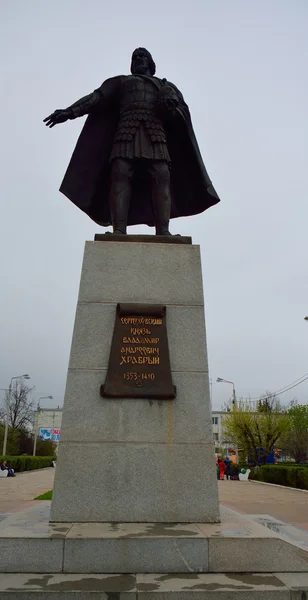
44,48,220,235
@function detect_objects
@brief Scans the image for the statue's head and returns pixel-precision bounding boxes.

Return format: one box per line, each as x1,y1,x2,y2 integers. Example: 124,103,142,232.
131,48,156,76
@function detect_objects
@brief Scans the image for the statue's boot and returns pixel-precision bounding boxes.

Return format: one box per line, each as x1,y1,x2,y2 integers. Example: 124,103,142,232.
150,162,172,236
154,198,172,236
109,159,133,234
110,190,130,235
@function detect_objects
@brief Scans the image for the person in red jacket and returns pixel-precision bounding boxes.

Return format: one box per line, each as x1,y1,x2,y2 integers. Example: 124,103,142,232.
219,459,226,480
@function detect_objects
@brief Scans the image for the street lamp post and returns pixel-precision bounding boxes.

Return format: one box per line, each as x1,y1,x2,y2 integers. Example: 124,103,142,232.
216,377,238,461
216,378,236,406
33,396,53,456
2,374,30,456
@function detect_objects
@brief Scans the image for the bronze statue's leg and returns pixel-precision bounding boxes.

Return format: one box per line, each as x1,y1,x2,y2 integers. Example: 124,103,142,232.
109,158,133,234
149,161,172,235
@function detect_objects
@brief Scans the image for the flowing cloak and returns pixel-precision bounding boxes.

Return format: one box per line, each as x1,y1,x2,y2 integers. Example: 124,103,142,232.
59,75,220,226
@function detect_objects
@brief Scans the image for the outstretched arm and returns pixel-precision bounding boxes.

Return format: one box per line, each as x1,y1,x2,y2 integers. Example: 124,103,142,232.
43,88,104,128
44,77,121,128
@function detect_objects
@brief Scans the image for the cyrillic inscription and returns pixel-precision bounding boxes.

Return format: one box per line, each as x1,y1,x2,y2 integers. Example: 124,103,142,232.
101,303,176,399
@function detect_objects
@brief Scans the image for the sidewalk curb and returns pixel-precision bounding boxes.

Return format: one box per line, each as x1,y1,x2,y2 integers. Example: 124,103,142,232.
250,479,308,493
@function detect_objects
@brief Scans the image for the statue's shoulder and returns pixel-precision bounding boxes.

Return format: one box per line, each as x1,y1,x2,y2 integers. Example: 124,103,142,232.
153,77,183,98
99,75,126,91
164,79,183,96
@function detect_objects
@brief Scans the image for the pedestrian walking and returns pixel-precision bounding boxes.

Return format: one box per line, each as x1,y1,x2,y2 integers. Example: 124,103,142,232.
224,457,231,480
219,459,226,480
230,463,240,480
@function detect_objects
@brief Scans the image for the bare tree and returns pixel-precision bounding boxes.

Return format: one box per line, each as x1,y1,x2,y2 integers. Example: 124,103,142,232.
257,391,281,413
0,381,35,431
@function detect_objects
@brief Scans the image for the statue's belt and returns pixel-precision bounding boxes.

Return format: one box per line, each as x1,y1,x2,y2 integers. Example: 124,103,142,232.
120,102,158,115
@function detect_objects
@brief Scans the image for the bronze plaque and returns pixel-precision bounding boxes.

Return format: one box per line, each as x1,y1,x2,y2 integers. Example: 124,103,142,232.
101,303,176,399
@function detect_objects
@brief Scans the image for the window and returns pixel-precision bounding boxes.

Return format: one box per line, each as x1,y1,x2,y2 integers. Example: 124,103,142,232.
212,417,219,425
213,433,219,441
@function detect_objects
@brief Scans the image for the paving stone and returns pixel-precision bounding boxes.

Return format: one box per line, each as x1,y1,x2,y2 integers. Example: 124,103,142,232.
219,479,308,530
0,468,55,514
136,573,290,599
0,572,136,599
209,536,308,572
0,573,291,600
249,515,308,550
274,572,308,598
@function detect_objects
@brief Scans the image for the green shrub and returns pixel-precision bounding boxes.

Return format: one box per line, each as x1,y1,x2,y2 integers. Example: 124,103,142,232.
35,440,57,457
274,462,308,467
249,465,308,490
0,456,55,472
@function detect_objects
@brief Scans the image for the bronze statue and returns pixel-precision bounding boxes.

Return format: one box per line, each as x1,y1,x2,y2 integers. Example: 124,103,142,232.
44,48,220,235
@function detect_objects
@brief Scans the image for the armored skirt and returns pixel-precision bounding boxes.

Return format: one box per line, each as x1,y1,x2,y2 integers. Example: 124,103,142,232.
110,106,171,163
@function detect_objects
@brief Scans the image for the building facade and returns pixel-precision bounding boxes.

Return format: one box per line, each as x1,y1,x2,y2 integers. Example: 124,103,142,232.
212,410,236,455
36,408,62,444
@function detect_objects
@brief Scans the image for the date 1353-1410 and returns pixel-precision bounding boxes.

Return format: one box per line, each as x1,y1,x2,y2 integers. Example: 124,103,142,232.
123,372,155,381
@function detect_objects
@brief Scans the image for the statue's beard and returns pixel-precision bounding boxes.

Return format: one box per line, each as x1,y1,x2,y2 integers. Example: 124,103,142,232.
132,63,148,75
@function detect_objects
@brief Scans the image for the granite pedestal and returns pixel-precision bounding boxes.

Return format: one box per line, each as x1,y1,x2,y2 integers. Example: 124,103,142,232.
50,237,219,523
1,237,308,596
0,504,308,598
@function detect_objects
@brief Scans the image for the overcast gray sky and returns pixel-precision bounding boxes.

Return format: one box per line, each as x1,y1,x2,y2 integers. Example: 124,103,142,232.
1,1,307,410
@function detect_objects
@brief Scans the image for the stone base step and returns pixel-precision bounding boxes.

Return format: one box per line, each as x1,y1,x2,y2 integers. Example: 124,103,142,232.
0,572,303,599
1,504,308,575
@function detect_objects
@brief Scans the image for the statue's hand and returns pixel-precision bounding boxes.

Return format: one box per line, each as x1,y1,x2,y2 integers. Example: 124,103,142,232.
43,108,72,128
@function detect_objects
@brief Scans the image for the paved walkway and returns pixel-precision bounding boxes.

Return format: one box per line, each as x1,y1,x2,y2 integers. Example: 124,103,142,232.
219,479,308,530
0,467,55,514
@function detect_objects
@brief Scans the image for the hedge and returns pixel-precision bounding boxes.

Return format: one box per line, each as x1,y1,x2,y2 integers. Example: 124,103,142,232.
274,462,308,467
249,465,308,490
0,456,56,472
238,462,251,469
